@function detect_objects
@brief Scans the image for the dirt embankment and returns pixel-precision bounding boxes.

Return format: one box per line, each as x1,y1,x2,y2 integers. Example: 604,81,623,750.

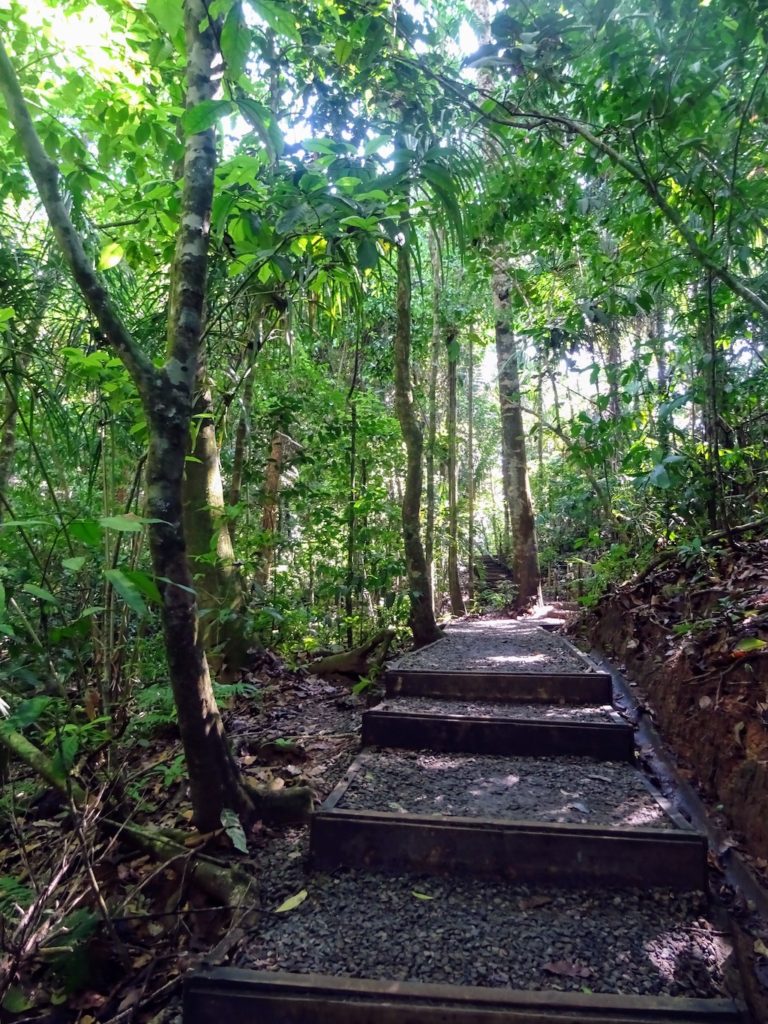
584,538,768,865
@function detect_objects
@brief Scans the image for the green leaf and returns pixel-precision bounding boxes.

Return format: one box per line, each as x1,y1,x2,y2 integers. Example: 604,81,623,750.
251,0,301,43
70,519,103,547
274,888,308,913
98,243,124,270
62,556,86,572
9,696,53,729
0,306,15,324
221,4,250,79
146,0,184,39
2,986,34,1014
181,99,234,135
122,569,162,605
356,237,379,271
22,583,58,604
104,569,148,617
733,637,767,654
411,890,435,900
220,807,248,853
99,514,162,532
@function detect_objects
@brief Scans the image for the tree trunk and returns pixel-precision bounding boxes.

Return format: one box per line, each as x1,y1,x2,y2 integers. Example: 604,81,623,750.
492,264,540,609
345,338,361,648
425,231,441,611
254,431,296,592
393,226,442,646
467,332,475,604
229,314,263,541
183,369,254,680
0,2,253,831
446,328,465,615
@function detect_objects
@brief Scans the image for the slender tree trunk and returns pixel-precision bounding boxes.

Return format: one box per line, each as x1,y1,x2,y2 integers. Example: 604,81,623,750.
393,226,442,646
345,338,361,647
467,333,475,604
425,231,441,611
446,328,465,615
254,431,286,592
492,263,540,609
183,369,255,680
0,3,253,830
229,314,263,541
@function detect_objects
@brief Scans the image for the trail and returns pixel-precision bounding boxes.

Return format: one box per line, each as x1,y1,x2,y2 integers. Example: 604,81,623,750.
184,620,745,1022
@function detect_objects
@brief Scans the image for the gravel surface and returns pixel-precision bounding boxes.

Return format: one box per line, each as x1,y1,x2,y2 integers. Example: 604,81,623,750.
375,697,614,722
246,869,728,998
338,751,674,829
391,622,594,675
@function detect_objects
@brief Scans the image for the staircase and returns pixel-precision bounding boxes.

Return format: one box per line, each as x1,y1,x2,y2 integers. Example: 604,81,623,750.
183,622,744,1023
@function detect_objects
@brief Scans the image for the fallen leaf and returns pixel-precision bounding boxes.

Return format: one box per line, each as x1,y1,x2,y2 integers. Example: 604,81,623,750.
754,938,768,958
411,890,435,901
274,889,308,913
519,895,552,910
542,960,593,979
569,802,590,815
699,695,713,710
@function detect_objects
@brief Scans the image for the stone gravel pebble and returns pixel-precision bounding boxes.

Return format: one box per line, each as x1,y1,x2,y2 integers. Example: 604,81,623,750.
338,750,674,829
390,622,594,675
247,869,728,998
375,696,614,722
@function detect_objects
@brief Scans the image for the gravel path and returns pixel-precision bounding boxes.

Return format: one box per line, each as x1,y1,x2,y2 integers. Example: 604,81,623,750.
390,622,593,675
246,870,728,998
338,750,674,829
375,697,614,722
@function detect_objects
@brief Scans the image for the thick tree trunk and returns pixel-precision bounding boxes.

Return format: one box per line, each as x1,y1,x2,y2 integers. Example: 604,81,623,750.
0,2,253,831
492,265,540,609
393,229,442,646
183,370,255,680
446,328,465,616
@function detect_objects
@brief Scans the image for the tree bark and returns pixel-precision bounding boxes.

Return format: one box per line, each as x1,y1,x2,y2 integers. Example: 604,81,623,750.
183,368,254,680
393,226,442,646
0,3,253,831
446,327,465,615
467,332,475,603
425,231,441,611
492,263,540,609
254,431,289,593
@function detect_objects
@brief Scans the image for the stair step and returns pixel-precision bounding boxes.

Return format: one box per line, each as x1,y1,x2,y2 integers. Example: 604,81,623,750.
362,708,635,761
309,809,707,890
184,969,741,1023
385,670,613,705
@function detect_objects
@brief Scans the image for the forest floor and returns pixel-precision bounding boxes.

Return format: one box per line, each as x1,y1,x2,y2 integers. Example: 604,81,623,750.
3,594,768,1022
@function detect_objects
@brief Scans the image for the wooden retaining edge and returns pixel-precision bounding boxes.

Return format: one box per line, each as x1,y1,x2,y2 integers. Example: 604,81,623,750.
183,968,742,1023
361,709,636,761
309,809,708,890
384,670,613,704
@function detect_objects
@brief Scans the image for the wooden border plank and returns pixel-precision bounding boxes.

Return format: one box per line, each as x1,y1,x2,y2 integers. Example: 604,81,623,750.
384,670,613,704
183,969,740,1023
309,810,707,889
361,710,635,761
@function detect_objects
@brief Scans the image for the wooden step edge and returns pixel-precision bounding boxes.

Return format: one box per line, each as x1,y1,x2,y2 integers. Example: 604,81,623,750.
309,809,708,890
183,968,742,1023
361,709,636,762
384,670,613,705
